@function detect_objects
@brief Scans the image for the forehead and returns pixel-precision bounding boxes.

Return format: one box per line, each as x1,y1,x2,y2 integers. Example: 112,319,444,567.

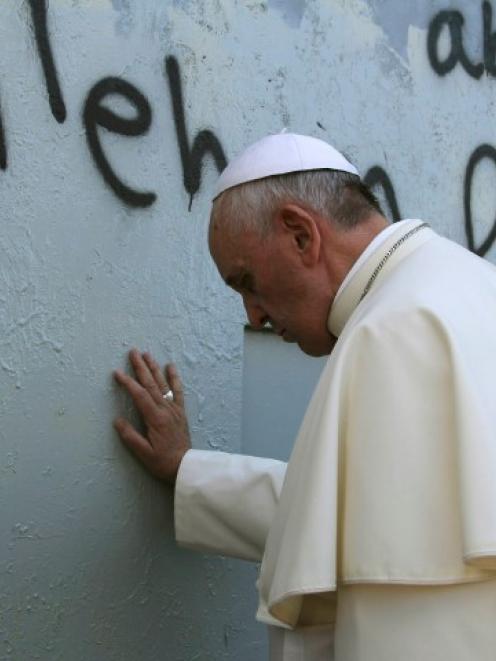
209,220,263,280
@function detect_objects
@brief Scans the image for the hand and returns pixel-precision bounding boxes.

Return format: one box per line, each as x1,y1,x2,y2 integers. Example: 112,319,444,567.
113,349,191,484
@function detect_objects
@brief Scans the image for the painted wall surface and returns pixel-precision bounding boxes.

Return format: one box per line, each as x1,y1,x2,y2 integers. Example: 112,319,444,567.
1,1,496,659
242,328,326,462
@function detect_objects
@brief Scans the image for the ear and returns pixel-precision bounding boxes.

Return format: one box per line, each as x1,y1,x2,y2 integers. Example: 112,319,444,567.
273,203,321,266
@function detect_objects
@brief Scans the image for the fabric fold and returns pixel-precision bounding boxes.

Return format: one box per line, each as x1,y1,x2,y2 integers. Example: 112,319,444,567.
256,225,496,628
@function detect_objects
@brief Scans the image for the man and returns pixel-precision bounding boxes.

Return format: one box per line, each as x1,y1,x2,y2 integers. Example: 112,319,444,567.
114,133,496,660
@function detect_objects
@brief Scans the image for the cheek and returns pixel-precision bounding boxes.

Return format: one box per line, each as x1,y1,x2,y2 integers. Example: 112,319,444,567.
261,272,306,319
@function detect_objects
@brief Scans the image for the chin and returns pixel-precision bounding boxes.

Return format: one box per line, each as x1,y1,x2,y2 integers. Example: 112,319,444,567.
297,335,336,357
300,346,329,357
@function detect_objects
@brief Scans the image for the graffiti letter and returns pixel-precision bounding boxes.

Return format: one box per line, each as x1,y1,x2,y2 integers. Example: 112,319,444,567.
0,97,6,170
464,144,496,257
483,1,496,76
165,56,227,210
364,166,401,222
83,77,156,208
427,10,484,79
27,0,67,123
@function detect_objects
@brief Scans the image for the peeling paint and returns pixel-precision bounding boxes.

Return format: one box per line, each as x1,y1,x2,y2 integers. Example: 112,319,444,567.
369,0,482,62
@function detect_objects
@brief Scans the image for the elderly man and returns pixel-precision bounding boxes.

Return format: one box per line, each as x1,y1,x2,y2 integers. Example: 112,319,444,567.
114,134,496,661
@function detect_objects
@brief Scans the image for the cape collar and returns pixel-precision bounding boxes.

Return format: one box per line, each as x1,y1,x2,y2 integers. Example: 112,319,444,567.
327,219,433,337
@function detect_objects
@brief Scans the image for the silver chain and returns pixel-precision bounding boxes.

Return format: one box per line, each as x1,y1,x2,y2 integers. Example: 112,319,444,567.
360,223,429,302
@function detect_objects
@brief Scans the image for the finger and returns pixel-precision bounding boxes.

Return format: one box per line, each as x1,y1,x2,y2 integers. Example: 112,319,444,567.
129,349,163,404
165,363,184,408
114,417,155,467
114,369,156,418
143,352,167,392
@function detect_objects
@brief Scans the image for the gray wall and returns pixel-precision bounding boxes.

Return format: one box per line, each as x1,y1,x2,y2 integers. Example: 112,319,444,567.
242,328,326,462
1,1,496,659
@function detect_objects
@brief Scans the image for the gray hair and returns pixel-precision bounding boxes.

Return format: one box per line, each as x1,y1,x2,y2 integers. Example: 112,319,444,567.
210,169,383,237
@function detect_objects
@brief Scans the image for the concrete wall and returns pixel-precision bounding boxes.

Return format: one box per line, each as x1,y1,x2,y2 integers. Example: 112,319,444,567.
1,1,495,659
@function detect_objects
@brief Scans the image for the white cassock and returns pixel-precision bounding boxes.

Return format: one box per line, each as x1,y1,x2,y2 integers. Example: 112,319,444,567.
175,220,496,660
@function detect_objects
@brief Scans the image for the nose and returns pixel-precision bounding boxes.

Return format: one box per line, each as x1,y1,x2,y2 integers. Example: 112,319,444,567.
243,296,268,330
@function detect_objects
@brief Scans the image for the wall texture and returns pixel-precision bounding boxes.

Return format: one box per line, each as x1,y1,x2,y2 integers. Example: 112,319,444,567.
1,1,496,659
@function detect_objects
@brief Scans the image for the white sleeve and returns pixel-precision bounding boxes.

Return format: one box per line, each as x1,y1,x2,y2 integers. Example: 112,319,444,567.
174,449,287,562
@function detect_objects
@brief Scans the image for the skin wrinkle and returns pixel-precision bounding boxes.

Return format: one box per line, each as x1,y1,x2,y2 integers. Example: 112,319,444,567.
208,198,388,357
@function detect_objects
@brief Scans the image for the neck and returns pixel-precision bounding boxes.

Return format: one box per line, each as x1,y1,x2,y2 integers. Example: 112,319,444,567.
322,212,390,297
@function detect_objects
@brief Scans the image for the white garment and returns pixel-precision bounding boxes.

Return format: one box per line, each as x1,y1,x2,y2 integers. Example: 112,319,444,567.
175,450,496,660
175,220,496,660
269,626,335,661
175,449,335,660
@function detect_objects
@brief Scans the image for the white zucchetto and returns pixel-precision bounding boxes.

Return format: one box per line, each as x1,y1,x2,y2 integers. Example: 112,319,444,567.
213,132,359,199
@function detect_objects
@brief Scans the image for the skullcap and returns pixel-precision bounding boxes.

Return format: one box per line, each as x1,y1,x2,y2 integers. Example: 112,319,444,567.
213,132,359,199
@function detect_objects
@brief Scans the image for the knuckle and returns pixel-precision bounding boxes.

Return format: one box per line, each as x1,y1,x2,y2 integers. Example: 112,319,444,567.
120,374,132,388
120,425,132,441
156,409,169,424
136,387,147,401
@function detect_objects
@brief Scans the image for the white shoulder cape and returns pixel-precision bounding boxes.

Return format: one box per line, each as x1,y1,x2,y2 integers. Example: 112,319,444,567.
256,220,496,628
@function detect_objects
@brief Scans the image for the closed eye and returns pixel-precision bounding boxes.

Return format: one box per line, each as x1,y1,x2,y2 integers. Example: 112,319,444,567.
227,271,256,295
240,274,256,294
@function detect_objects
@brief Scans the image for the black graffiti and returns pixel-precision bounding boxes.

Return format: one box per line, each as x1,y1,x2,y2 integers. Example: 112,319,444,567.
83,78,156,208
427,1,496,79
0,2,494,260
484,1,496,75
0,98,6,171
27,0,66,122
464,144,496,256
364,166,401,222
427,10,484,78
18,2,226,208
165,56,227,211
